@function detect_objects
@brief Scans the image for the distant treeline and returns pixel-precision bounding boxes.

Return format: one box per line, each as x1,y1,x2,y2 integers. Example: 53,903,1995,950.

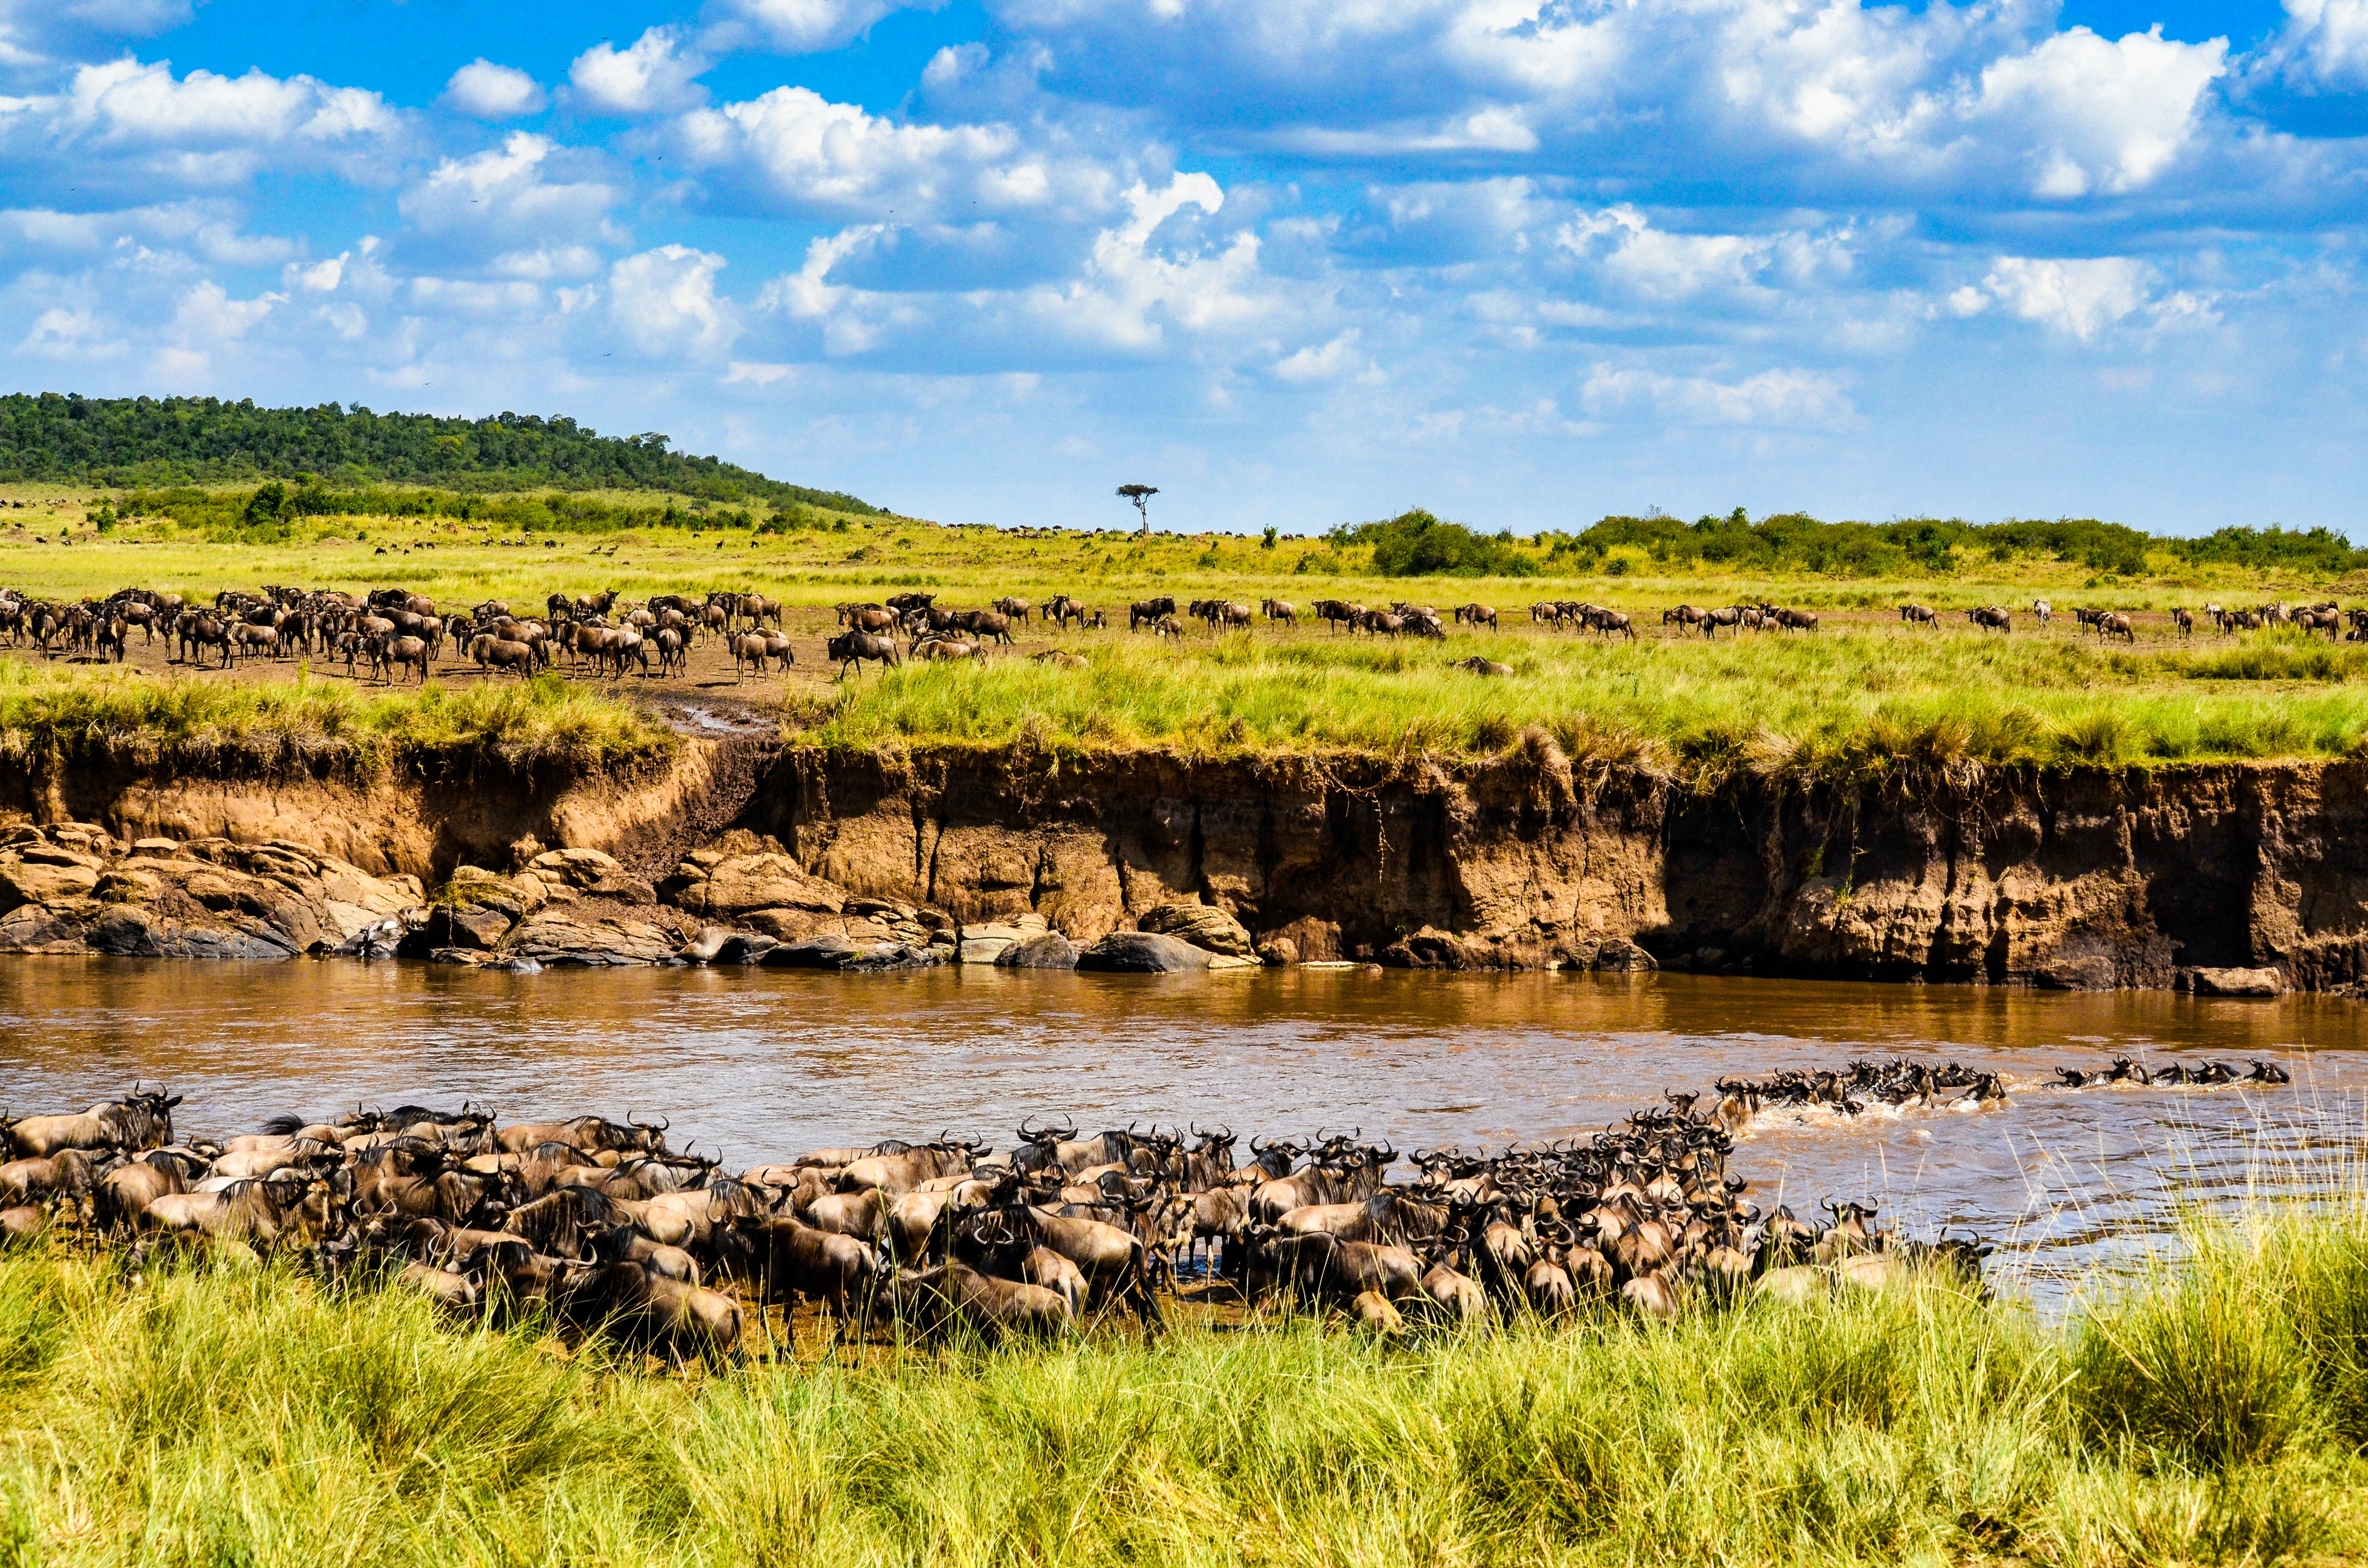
111,482,855,541
0,393,882,515
1553,511,2368,578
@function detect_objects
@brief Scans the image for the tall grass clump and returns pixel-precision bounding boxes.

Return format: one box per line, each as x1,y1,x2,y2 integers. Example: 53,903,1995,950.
0,662,672,774
2,1239,2364,1567
2071,1232,2317,1469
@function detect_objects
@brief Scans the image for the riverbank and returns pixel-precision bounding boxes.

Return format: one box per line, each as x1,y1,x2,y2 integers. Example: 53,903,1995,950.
1,724,2366,991
1,1209,2363,1568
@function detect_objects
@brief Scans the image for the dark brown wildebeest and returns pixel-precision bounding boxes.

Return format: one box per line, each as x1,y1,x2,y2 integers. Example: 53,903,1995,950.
874,1262,1071,1344
1899,603,1936,626
1129,596,1177,631
561,1228,742,1364
1966,606,2011,633
469,634,537,677
1313,600,1364,634
1455,656,1511,676
828,630,899,677
1455,602,1497,631
2096,612,2136,644
735,1212,883,1326
1262,598,1297,625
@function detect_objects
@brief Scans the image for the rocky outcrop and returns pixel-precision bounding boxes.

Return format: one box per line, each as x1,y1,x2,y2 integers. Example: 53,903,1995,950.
0,823,422,959
1137,900,1255,956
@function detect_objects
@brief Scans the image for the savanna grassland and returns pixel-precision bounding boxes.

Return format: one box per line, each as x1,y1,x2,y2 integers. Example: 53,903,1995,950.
2,1201,2367,1568
6,479,2368,780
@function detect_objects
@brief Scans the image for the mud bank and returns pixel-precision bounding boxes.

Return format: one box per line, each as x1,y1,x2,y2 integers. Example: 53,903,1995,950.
2,735,2361,992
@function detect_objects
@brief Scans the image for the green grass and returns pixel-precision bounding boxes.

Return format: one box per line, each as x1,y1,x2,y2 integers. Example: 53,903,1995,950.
804,625,2368,783
2,1218,2367,1567
0,662,675,775
8,493,2368,778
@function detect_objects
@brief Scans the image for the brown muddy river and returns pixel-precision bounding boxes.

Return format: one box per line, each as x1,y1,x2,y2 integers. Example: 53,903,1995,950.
5,961,2363,1291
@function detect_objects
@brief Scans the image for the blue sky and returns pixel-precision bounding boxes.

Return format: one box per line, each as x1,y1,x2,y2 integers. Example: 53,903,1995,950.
2,0,2364,535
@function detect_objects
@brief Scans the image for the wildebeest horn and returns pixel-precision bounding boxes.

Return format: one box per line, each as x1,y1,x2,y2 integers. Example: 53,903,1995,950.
1250,1135,1271,1153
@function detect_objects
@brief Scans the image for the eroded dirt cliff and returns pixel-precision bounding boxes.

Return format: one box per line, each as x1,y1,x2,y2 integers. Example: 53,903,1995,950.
737,739,2365,992
0,733,2358,992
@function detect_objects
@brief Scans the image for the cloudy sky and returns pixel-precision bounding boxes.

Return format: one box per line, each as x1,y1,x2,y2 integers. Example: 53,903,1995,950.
1,0,2362,533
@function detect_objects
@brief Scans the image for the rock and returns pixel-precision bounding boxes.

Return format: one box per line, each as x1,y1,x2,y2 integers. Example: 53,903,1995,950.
94,867,161,904
85,905,295,960
494,955,544,974
1208,953,1262,971
505,910,678,966
0,858,99,909
429,947,490,967
526,848,627,891
1137,901,1254,956
711,932,778,964
742,907,833,942
2186,965,2284,997
762,935,861,969
840,943,945,972
959,936,1016,965
845,895,917,922
761,934,942,971
426,902,517,950
1075,931,1212,973
445,865,546,913
666,853,847,918
1382,928,1479,969
1256,937,1298,967
1593,938,1657,974
0,904,86,953
996,932,1081,969
130,839,181,858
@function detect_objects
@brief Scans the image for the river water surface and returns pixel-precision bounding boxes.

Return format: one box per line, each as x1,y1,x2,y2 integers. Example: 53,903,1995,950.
5,961,2363,1294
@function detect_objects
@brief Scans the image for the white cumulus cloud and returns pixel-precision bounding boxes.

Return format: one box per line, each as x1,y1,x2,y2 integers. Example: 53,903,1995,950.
1968,26,2227,198
671,85,1097,221
1580,363,1856,428
569,27,708,116
397,132,623,253
1978,256,2152,340
707,0,944,54
444,60,545,119
610,243,739,357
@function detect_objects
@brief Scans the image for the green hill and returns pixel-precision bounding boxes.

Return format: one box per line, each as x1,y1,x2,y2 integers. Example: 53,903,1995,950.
0,393,881,514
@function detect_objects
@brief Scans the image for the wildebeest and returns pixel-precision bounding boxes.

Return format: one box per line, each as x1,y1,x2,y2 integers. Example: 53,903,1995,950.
9,1089,179,1158
828,630,899,677
1129,596,1178,631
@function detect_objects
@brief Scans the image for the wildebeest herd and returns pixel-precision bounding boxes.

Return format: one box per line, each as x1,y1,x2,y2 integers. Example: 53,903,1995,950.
2,576,2356,691
0,1052,2291,1365
0,583,806,684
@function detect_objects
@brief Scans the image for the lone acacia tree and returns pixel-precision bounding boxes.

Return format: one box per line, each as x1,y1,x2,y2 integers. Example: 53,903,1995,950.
1117,483,1158,533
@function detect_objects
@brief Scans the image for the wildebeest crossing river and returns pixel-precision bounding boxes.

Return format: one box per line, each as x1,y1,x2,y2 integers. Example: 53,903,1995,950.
4,960,2363,1294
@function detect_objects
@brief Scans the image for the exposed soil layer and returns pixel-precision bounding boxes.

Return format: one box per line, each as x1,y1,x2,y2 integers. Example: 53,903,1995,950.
0,734,2358,992
741,740,2359,993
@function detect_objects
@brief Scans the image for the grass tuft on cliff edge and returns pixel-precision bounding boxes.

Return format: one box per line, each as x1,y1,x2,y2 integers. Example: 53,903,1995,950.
0,663,675,776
